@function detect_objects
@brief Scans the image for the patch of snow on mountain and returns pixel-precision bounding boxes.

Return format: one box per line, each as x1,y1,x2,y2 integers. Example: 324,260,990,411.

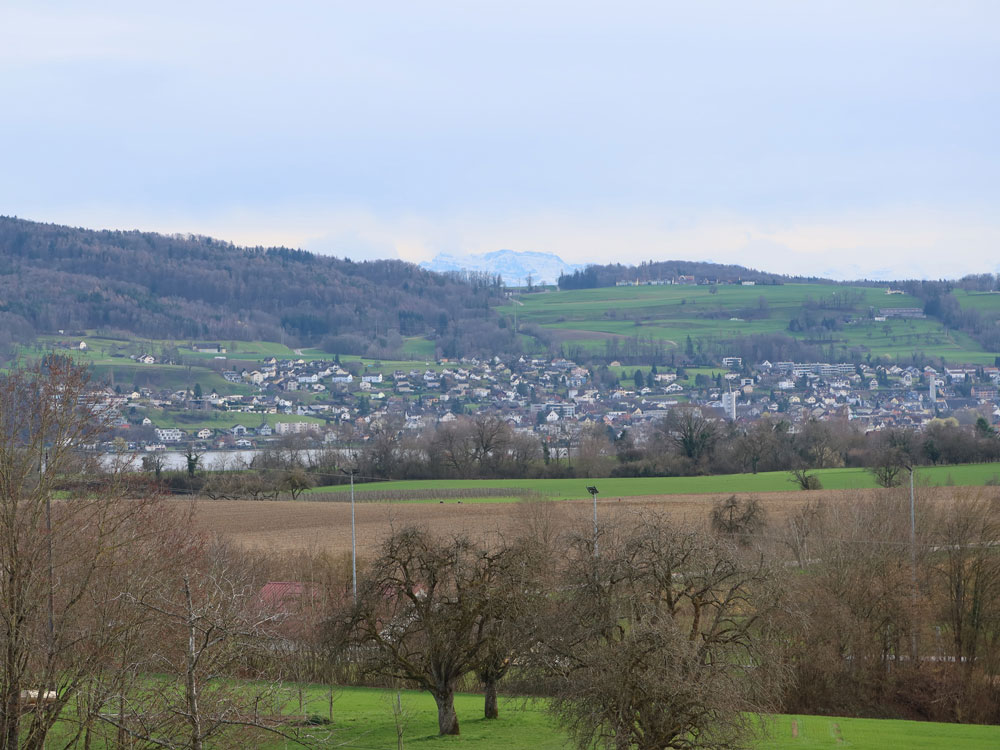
421,249,582,286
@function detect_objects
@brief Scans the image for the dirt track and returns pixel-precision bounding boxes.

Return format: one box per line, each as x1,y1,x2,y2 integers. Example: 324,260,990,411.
187,486,997,558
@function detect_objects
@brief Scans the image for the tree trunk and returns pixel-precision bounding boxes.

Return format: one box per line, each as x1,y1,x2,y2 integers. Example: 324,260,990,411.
433,687,460,735
183,577,203,750
3,686,20,750
483,677,499,719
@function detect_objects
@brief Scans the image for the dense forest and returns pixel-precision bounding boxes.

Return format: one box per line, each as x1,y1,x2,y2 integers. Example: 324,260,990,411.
0,216,514,358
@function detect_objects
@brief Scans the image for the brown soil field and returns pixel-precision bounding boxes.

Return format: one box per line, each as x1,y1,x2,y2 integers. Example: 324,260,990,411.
186,486,999,558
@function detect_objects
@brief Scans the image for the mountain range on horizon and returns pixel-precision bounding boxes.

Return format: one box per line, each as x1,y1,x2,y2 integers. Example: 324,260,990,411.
419,249,582,286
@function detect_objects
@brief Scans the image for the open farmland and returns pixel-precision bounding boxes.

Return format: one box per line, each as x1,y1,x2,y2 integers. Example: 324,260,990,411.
498,282,999,363
307,462,1000,501
190,485,1000,558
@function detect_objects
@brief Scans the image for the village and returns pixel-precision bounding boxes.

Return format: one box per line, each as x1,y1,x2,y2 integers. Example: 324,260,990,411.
100,349,1000,453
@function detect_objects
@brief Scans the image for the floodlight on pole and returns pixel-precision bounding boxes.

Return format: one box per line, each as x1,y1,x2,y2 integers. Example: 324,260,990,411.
341,467,358,604
586,486,599,556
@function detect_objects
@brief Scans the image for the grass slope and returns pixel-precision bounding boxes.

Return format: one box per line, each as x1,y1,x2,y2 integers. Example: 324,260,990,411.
309,463,1000,501
500,283,999,364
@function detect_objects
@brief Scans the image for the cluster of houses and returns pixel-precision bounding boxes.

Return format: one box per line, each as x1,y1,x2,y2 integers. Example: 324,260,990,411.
100,351,1000,452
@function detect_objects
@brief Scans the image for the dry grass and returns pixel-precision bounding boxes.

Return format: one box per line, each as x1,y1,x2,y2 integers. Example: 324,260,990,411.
184,486,1000,558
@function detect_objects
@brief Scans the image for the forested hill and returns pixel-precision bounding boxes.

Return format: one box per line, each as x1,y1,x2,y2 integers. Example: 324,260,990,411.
558,259,829,289
0,216,514,357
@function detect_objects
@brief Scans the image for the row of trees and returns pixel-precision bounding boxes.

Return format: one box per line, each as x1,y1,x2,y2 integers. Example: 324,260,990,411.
329,514,785,746
600,409,1000,479
556,260,802,290
262,410,999,485
141,410,1000,499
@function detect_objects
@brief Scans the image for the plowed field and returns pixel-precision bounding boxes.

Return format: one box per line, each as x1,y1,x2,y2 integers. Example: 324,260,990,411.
188,486,999,558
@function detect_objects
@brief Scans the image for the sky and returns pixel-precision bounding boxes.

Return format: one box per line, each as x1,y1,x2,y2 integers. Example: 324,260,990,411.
1,1,998,280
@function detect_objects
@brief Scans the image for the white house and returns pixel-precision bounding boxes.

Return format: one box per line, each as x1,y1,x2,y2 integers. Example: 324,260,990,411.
275,421,314,435
155,427,184,443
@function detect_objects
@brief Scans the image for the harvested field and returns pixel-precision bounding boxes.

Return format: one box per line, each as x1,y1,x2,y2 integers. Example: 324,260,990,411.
187,486,1000,558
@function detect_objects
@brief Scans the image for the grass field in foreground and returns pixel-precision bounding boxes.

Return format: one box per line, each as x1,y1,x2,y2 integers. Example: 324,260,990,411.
285,685,1000,749
309,462,1000,501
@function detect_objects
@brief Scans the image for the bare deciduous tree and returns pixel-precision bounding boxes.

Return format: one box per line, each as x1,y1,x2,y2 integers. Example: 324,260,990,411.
789,467,822,490
333,528,539,735
710,494,768,547
101,542,322,749
534,513,785,750
927,492,1000,720
657,407,719,466
0,359,173,749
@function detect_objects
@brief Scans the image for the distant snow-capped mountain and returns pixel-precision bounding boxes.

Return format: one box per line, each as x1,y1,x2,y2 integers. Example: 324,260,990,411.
420,249,582,286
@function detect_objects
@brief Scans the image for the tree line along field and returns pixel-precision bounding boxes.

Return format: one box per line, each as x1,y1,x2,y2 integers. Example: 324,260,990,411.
498,282,1000,363
307,462,1000,501
225,685,1000,750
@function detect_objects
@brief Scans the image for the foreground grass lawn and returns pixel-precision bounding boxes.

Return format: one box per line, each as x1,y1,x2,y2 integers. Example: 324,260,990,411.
309,462,1000,501
288,686,1000,749
312,687,563,749
763,714,1000,749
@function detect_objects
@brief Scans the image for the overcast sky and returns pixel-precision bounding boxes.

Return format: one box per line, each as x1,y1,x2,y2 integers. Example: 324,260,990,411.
2,1,998,279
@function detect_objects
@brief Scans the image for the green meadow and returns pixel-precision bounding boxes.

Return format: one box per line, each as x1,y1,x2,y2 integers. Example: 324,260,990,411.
137,408,327,431
500,283,1000,364
954,289,1000,318
309,462,1000,501
261,685,1000,749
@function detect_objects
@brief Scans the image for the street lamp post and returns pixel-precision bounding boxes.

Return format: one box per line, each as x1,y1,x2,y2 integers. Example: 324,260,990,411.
586,485,599,556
